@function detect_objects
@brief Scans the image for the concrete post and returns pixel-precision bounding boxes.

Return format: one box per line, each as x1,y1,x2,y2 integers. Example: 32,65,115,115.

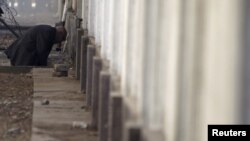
98,71,111,141
72,0,77,12
82,0,89,29
109,93,123,141
56,0,64,20
64,12,72,53
71,16,77,68
76,29,83,80
123,122,142,141
91,57,103,129
77,0,82,17
62,0,69,21
86,45,96,107
80,36,89,93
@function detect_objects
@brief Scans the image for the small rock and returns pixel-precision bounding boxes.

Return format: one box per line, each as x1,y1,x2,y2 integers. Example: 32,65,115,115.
52,71,68,77
12,115,18,120
7,127,22,136
72,121,88,129
3,100,11,105
26,74,32,78
54,64,69,72
41,99,50,105
86,124,97,131
68,68,75,78
81,106,86,109
12,100,18,104
89,131,98,136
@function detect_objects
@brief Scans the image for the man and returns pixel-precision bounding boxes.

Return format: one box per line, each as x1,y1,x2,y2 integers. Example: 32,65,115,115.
5,25,67,66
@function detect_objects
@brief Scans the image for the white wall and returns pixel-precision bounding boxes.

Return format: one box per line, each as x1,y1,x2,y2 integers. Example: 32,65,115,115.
198,1,243,141
81,0,88,29
78,0,247,141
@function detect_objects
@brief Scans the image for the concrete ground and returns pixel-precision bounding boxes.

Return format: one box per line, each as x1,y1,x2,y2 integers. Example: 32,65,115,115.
31,68,97,141
0,47,95,141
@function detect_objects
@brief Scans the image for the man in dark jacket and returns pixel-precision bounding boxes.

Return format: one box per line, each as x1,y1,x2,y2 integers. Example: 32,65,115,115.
4,25,67,66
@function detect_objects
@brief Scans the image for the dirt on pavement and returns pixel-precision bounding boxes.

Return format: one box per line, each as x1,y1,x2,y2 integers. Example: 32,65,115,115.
0,73,33,141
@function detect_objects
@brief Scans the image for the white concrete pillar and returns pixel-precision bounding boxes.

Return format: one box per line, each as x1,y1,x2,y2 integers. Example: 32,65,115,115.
120,0,129,96
82,0,89,29
88,0,96,36
100,0,105,52
113,0,128,82
142,0,169,133
76,0,82,17
72,0,77,12
94,0,102,45
197,1,244,141
162,0,182,141
56,0,64,20
174,0,206,141
101,0,112,60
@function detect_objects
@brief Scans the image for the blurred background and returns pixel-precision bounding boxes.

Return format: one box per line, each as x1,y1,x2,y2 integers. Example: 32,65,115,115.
4,0,59,25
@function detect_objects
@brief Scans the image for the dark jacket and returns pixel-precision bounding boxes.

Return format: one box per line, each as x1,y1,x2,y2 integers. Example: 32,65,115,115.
5,25,56,66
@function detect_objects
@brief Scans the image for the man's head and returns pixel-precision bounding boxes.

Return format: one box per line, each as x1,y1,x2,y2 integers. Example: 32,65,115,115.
54,26,67,44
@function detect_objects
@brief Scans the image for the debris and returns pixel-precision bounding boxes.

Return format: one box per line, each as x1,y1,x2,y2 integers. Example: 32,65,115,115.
6,127,24,136
86,123,98,131
3,100,11,106
72,121,88,129
12,100,18,104
11,115,18,120
26,74,32,79
54,64,69,72
88,131,98,136
52,71,68,77
68,68,75,78
52,64,69,77
0,70,33,140
41,99,50,105
81,106,86,109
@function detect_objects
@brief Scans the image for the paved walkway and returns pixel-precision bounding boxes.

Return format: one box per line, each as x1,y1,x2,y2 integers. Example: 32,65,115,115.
31,68,97,141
